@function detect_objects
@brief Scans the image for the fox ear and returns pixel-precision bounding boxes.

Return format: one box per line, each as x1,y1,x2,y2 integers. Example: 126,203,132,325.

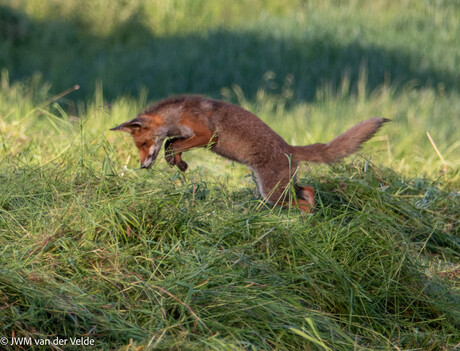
110,117,147,133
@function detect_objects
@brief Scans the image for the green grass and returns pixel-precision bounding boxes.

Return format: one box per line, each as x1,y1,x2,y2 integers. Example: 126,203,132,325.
1,0,459,350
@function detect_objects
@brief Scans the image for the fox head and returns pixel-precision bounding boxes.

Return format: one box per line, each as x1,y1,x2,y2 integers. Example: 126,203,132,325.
111,114,166,169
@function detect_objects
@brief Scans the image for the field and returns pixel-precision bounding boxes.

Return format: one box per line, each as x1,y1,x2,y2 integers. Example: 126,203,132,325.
0,0,459,350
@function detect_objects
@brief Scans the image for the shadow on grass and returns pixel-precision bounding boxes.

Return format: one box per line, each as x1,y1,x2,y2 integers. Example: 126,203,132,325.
1,5,458,102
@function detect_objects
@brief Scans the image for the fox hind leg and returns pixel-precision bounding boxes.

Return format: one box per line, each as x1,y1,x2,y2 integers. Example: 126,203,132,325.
294,185,315,213
255,169,315,213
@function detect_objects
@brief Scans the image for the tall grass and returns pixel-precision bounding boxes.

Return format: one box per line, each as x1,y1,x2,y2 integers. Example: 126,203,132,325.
0,0,459,349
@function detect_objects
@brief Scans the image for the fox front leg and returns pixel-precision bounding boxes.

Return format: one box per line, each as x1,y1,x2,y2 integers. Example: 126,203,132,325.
164,137,188,172
164,133,217,172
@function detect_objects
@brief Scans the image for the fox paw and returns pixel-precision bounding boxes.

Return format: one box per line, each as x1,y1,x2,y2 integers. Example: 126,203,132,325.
177,160,188,172
164,138,188,172
165,151,188,171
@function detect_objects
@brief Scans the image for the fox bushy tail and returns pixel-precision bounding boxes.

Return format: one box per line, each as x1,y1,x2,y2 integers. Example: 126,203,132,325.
292,117,389,164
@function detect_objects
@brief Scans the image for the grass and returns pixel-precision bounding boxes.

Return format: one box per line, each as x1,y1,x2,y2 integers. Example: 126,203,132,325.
1,140,458,350
1,0,459,350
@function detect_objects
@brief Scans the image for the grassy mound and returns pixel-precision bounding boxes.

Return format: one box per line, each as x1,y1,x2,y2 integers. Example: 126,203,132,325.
0,153,458,349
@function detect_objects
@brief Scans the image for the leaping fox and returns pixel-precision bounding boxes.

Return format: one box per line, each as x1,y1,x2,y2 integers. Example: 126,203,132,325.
111,95,388,212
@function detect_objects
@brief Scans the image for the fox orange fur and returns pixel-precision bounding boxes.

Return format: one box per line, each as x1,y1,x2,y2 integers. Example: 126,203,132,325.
111,95,389,212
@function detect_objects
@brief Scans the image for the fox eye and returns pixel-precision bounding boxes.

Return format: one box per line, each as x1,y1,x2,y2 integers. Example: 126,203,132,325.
141,142,147,149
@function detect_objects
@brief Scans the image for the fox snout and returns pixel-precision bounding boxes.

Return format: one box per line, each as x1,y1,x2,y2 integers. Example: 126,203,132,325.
140,160,153,169
139,141,163,169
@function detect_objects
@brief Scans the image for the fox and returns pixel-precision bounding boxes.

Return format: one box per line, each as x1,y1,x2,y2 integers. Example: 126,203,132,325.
111,95,389,212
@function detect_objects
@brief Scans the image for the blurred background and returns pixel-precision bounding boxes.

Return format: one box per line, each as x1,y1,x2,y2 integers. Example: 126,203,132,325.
2,0,459,100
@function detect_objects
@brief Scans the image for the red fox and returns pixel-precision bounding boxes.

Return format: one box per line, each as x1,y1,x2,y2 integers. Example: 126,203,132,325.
111,95,388,212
